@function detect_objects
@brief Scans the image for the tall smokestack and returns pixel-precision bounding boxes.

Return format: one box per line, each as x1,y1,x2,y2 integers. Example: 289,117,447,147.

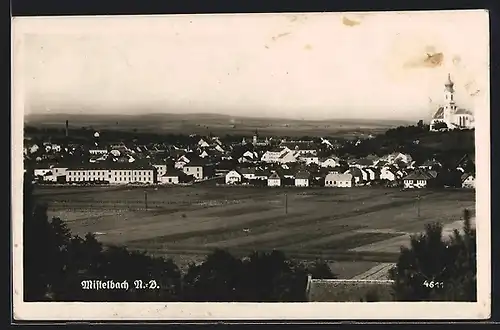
65,120,69,137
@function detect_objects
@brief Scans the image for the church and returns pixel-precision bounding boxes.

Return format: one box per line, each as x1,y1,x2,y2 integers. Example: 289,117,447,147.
430,74,475,131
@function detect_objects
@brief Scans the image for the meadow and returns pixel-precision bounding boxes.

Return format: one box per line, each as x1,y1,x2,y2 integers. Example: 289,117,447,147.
36,185,475,279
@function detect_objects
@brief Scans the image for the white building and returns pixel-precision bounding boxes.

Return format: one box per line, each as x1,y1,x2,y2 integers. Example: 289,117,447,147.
267,172,282,187
152,164,167,182
225,170,243,184
430,74,475,131
182,163,206,180
261,147,290,163
461,174,475,189
325,173,354,188
321,157,340,168
277,150,298,164
198,139,210,148
402,170,436,189
89,149,108,155
160,170,183,184
66,164,157,184
295,171,311,187
380,166,398,181
299,154,320,165
240,167,256,180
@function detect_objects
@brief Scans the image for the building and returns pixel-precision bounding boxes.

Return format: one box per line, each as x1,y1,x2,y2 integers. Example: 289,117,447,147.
89,149,108,155
261,147,290,163
252,130,270,146
239,167,256,180
430,74,475,131
325,173,354,188
225,170,243,185
267,172,282,187
182,161,211,181
152,164,167,182
299,154,320,165
320,157,340,168
295,170,311,187
160,169,186,184
66,163,157,184
379,166,398,181
461,173,475,189
279,141,317,155
277,150,298,164
402,169,437,189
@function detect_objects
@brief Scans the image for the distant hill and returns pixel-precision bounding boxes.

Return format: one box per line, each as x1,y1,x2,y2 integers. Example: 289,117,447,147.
24,112,415,137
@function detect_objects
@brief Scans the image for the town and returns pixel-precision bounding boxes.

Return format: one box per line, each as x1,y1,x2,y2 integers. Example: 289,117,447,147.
24,74,476,191
24,123,475,191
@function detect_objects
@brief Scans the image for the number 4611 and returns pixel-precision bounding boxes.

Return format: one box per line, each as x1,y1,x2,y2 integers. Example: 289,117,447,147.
423,280,444,289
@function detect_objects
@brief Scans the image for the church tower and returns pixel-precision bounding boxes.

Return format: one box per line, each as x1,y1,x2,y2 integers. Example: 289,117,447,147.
253,129,258,145
443,73,456,127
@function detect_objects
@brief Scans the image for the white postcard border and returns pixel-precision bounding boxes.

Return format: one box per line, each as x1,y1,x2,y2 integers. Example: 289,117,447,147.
11,11,491,320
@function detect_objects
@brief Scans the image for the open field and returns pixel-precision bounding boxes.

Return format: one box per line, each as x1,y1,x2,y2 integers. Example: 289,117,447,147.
36,185,475,278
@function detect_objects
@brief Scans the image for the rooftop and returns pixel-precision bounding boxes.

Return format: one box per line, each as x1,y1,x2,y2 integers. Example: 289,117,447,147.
307,279,395,302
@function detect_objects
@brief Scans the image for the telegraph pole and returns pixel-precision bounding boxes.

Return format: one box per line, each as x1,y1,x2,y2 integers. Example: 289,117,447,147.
144,191,148,210
285,193,288,215
417,194,420,219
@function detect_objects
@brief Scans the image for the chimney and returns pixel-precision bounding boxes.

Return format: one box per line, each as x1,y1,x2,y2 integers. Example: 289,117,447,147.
65,120,69,137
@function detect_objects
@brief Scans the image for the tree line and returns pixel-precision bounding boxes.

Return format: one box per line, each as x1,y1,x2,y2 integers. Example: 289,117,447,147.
23,172,477,302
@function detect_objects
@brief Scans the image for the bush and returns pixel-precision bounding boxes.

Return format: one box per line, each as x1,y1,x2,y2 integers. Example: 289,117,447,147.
389,209,476,301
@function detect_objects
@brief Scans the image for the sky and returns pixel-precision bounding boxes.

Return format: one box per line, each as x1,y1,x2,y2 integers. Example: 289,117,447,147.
15,10,489,120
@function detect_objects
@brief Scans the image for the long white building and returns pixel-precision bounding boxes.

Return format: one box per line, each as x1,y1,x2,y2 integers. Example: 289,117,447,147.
65,163,157,184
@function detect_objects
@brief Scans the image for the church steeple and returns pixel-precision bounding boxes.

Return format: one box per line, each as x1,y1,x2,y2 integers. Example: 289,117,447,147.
443,73,456,127
445,73,454,92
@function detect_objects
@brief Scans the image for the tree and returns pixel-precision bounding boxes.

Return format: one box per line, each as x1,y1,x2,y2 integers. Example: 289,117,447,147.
182,249,244,302
23,176,182,302
389,209,476,301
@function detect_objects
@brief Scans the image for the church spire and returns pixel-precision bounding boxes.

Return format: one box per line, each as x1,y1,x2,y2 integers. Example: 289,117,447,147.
445,73,454,92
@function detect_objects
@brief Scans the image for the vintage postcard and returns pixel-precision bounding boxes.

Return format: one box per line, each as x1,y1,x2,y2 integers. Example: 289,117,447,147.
12,10,490,321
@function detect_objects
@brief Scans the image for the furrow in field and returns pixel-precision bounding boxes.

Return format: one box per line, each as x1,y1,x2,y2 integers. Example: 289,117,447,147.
304,232,404,251
124,193,431,249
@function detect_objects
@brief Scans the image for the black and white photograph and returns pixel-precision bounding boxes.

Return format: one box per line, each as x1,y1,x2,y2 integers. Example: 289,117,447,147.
12,10,490,320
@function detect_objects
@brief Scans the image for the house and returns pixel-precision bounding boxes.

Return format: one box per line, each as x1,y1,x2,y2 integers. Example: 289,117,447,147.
261,147,289,163
225,170,243,185
325,173,354,188
182,162,206,181
295,170,311,187
198,139,210,148
34,167,53,178
351,158,374,168
267,172,282,187
277,150,298,164
160,169,186,184
299,154,320,165
402,169,437,189
379,166,398,181
364,168,379,181
419,159,442,170
255,170,270,180
152,164,167,181
175,155,191,169
320,157,340,168
240,167,256,180
242,150,258,160
344,167,366,185
89,149,108,156
461,173,475,189
279,141,317,155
